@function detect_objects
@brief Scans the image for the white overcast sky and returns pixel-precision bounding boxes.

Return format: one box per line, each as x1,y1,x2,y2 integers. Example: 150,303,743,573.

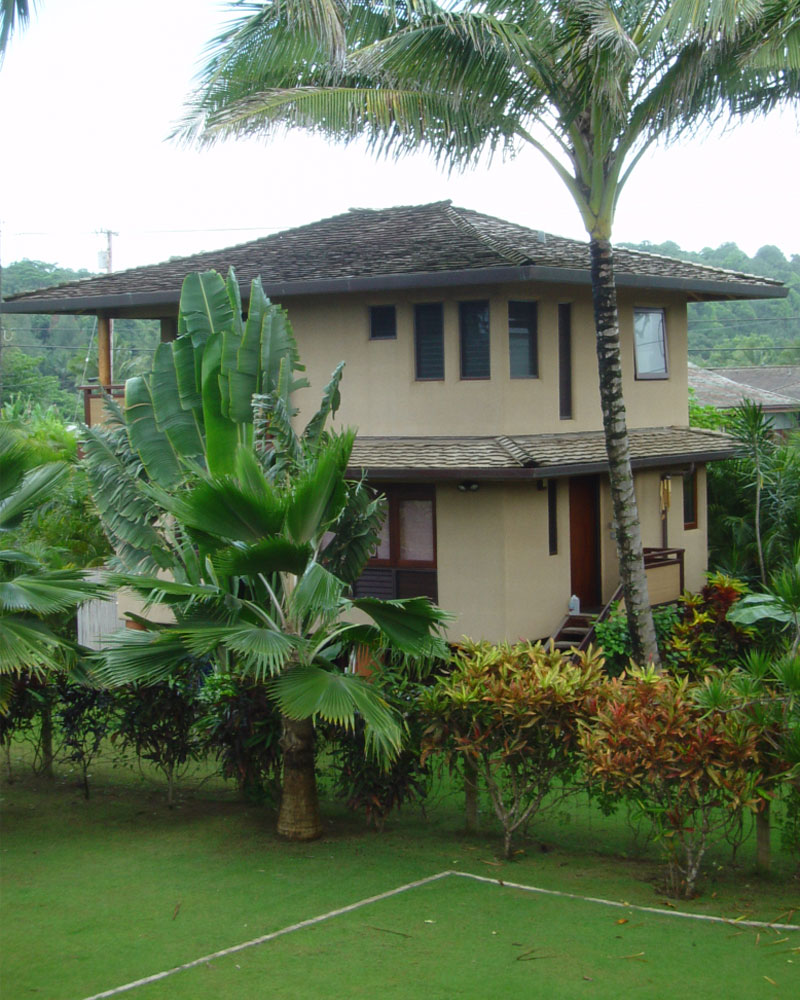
0,0,798,275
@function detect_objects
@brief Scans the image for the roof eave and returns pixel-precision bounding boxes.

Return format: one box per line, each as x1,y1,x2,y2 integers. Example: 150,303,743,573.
347,447,735,481
1,264,785,316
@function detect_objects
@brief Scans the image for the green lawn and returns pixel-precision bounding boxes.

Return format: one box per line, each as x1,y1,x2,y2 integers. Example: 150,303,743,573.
2,747,799,999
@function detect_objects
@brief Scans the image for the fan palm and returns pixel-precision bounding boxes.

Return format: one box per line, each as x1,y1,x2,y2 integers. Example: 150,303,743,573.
88,269,449,839
179,0,800,665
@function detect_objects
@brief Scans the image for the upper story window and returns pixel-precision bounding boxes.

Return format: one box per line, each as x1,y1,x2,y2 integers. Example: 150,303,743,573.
508,300,538,379
415,303,444,380
460,300,490,379
633,308,669,379
370,305,396,340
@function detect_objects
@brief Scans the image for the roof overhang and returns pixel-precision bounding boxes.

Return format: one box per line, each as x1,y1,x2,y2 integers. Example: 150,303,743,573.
1,264,786,317
346,428,735,482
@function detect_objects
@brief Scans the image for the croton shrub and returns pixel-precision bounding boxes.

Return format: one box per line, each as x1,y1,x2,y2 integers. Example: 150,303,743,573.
421,639,605,859
580,668,762,898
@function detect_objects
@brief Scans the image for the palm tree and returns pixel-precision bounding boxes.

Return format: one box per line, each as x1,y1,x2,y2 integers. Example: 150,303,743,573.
179,0,800,665
87,268,449,839
0,0,31,57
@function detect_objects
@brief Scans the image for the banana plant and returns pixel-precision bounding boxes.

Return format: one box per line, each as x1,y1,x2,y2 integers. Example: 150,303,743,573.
88,270,450,840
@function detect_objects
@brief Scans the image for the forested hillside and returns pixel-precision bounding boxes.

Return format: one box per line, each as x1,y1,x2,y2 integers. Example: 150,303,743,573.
0,260,158,416
621,240,800,367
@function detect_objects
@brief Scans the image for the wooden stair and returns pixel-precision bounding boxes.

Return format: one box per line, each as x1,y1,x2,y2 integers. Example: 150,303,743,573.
548,612,601,654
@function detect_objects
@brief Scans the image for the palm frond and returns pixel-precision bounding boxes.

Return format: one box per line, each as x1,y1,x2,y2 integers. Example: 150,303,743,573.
352,595,451,655
0,571,109,614
0,462,68,530
269,664,403,761
92,627,192,686
0,616,69,678
287,561,347,629
174,624,298,680
213,537,313,578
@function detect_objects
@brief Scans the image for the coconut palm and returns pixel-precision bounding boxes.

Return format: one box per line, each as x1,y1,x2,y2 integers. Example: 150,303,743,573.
87,268,449,839
179,0,800,665
0,0,31,57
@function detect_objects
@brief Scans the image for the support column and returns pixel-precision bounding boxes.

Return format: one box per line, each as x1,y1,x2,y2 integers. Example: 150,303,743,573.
98,313,113,388
160,317,177,343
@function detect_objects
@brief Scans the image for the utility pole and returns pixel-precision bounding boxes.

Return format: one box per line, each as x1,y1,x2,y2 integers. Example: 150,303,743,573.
96,228,117,387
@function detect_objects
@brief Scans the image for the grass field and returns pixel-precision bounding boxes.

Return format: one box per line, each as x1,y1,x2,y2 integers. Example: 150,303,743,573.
2,745,799,999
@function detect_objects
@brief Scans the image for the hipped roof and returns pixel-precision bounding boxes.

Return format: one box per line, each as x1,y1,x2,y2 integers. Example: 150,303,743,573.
347,426,735,481
2,202,785,317
689,364,800,411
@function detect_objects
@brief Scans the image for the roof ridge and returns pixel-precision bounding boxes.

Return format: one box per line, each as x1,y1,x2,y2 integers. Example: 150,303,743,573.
445,205,534,267
495,434,535,466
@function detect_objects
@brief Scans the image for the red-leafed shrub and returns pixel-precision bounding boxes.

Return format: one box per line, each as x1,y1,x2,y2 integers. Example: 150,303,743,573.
581,669,761,898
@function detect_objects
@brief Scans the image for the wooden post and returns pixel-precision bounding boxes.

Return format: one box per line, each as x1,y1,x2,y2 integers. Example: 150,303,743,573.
160,317,177,343
98,314,112,388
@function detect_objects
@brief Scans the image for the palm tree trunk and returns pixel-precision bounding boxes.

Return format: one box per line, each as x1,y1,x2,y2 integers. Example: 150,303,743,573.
589,237,660,668
277,715,323,840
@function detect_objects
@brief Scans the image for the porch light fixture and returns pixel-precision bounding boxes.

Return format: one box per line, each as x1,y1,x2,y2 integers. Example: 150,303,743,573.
457,481,480,492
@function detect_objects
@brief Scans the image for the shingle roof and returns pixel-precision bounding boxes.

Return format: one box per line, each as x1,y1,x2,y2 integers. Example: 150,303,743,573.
2,202,785,315
689,364,800,410
708,366,800,403
348,426,734,480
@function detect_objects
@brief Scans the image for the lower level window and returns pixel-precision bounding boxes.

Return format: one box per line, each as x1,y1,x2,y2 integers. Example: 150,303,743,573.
354,485,437,600
683,469,698,529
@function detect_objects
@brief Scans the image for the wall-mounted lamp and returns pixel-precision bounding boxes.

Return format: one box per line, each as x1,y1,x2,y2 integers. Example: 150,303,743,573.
457,481,480,493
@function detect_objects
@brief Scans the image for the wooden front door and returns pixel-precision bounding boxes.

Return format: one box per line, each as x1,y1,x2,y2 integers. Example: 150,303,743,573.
569,476,601,610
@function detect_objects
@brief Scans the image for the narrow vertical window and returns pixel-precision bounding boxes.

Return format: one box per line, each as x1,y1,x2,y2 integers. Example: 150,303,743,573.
548,480,558,555
508,300,537,378
459,300,490,379
558,303,573,419
634,308,669,379
414,303,444,380
370,305,396,340
683,469,698,529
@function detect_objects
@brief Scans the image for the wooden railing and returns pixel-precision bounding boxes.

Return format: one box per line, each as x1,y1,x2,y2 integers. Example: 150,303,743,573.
550,547,685,654
80,384,124,427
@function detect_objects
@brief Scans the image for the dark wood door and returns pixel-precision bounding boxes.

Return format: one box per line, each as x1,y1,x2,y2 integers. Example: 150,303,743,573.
569,476,601,610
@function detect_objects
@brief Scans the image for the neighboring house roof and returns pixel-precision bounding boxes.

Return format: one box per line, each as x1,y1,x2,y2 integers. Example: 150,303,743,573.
710,365,800,403
1,202,786,316
689,364,800,412
348,426,734,480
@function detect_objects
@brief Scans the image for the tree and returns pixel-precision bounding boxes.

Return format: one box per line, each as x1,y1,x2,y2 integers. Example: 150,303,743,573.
0,0,31,57
87,268,449,839
180,0,800,665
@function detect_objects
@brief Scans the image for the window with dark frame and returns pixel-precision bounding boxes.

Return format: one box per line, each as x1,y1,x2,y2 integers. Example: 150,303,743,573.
558,303,573,418
369,305,397,340
633,308,669,379
548,480,558,555
414,303,445,380
508,300,538,379
683,469,698,530
354,485,438,601
460,300,491,379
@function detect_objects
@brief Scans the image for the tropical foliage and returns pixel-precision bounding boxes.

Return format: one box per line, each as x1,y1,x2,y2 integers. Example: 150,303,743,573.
422,639,605,858
86,268,449,839
581,668,762,897
179,0,800,666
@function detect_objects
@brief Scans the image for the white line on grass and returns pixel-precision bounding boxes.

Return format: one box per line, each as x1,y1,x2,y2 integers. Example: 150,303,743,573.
81,868,799,1000
451,871,800,932
80,871,452,1000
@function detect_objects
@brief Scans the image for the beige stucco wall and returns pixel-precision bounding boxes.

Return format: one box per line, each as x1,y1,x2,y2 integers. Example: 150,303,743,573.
435,481,570,643
283,283,689,438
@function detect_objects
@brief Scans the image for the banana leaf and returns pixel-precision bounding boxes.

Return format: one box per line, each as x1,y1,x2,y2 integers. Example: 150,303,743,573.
201,333,239,477
125,377,181,488
149,343,205,461
179,270,234,347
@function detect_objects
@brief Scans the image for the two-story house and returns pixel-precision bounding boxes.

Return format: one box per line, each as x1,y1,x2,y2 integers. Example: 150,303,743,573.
2,202,785,642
